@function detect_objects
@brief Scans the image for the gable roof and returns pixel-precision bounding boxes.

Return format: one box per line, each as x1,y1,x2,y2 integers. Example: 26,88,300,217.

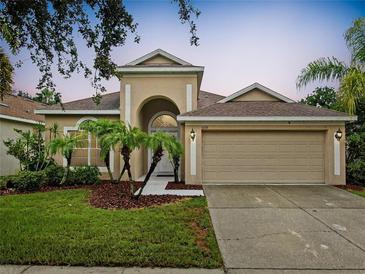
198,90,225,109
126,49,192,66
219,82,295,103
178,101,356,122
0,95,45,124
35,92,120,114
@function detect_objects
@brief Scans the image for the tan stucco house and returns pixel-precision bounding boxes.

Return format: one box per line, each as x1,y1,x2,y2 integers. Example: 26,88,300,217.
0,95,45,176
36,49,356,185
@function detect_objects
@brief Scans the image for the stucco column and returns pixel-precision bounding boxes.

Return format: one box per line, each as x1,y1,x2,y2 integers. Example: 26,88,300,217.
184,124,202,184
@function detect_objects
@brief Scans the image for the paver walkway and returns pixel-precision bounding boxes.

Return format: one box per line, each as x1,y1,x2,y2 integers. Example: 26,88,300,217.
135,176,204,196
204,185,365,274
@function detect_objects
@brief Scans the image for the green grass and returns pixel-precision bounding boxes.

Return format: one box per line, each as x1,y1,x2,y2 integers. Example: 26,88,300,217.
0,189,222,268
349,189,365,198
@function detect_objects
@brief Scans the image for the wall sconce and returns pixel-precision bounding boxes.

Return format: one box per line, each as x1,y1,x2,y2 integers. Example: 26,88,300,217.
335,128,343,141
190,128,196,142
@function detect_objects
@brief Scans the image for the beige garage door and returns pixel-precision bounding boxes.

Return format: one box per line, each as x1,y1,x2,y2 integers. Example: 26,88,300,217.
202,131,325,184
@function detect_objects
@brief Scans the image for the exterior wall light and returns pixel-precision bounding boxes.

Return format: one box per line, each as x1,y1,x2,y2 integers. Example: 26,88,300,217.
335,128,343,141
190,128,196,142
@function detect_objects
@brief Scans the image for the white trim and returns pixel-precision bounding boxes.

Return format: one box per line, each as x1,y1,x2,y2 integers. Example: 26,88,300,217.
334,134,341,176
190,137,196,176
218,82,295,103
126,49,192,66
0,114,44,125
34,109,120,115
186,84,193,112
125,84,131,125
62,117,114,172
117,66,204,73
177,115,357,122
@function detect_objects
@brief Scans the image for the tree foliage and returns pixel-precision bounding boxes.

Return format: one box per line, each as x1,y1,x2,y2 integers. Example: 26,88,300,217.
297,17,365,115
0,0,200,102
299,87,338,109
0,47,13,100
34,88,62,105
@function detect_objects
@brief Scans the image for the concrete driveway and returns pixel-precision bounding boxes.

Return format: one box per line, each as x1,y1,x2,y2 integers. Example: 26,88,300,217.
204,185,365,274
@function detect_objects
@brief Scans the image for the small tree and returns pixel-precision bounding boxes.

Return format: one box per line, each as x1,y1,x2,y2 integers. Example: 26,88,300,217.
80,119,120,183
165,136,183,183
134,132,175,199
299,87,338,109
49,133,85,185
34,88,62,105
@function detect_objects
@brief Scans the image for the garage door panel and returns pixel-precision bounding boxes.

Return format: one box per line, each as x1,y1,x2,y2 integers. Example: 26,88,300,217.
202,131,325,184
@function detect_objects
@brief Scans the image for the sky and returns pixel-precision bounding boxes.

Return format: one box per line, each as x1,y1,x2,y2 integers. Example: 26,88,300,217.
2,0,365,102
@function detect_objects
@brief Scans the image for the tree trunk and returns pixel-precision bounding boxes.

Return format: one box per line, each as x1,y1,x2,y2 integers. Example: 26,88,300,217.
104,150,114,183
117,164,126,183
61,154,72,185
121,145,134,196
134,146,163,199
173,156,180,183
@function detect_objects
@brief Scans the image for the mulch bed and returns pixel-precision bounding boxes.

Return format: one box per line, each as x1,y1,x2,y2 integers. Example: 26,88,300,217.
336,184,364,191
165,181,203,190
89,182,187,209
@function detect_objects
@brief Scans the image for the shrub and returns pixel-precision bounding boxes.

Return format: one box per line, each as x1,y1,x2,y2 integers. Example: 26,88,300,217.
347,159,365,186
12,171,46,192
43,164,65,186
0,175,16,189
66,166,101,186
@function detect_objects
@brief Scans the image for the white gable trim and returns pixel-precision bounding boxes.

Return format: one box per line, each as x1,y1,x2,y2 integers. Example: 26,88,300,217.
0,114,44,125
126,49,192,66
218,82,295,103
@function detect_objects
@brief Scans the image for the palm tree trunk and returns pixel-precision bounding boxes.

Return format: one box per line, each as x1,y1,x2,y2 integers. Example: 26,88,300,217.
61,155,72,185
173,156,180,183
121,145,134,196
117,164,126,183
134,146,163,199
104,150,114,183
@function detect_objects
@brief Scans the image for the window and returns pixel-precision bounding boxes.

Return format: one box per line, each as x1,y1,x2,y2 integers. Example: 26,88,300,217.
151,114,177,129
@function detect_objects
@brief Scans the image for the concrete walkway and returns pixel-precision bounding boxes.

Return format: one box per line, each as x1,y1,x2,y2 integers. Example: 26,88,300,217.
204,185,365,273
0,265,223,274
135,176,204,196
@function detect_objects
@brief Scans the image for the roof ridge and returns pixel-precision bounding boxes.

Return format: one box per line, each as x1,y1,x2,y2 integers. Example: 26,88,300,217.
62,91,119,105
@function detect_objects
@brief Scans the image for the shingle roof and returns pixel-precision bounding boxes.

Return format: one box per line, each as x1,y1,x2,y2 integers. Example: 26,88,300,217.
0,95,45,122
198,91,225,109
180,101,351,118
41,92,120,110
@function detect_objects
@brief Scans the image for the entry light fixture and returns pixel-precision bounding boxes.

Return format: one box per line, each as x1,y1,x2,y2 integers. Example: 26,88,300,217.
335,128,343,141
190,128,196,142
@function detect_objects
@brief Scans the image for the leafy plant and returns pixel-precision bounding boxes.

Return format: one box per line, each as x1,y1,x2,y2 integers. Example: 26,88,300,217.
165,136,184,183
0,47,13,100
135,132,177,199
67,166,101,186
3,124,51,171
297,17,365,115
34,88,62,105
49,133,86,185
43,164,65,186
299,87,338,109
12,170,46,192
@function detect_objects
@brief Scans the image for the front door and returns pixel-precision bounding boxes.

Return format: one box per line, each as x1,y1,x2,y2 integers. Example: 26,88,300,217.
149,113,178,176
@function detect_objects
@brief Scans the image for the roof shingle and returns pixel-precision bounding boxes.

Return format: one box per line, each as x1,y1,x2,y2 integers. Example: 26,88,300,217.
0,95,45,122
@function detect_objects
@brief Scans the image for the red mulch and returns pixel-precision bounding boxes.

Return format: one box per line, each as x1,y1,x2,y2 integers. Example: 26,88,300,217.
336,184,364,191
89,182,187,209
165,182,203,190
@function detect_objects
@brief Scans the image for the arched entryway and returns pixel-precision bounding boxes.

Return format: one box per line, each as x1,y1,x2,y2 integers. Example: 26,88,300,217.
148,111,178,175
138,97,180,177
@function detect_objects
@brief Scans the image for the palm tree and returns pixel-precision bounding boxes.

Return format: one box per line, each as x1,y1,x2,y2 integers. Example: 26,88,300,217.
0,47,13,100
48,123,59,141
80,119,120,183
103,123,145,194
164,136,183,183
134,132,175,199
49,133,85,184
297,17,365,115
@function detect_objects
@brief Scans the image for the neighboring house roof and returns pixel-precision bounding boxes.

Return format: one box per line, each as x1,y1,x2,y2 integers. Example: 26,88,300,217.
0,95,45,124
178,101,356,122
219,82,295,103
35,92,120,114
198,90,225,109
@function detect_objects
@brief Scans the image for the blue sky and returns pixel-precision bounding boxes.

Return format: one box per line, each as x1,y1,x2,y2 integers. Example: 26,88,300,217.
3,0,365,102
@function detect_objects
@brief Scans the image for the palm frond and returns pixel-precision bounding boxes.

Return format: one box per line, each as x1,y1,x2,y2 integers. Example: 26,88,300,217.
345,17,365,66
296,57,348,88
338,67,365,115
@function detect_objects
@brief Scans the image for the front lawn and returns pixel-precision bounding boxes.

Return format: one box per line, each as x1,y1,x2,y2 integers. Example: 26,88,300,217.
0,189,222,268
349,189,365,198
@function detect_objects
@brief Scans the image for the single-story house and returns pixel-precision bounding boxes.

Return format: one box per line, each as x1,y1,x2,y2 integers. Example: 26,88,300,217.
35,49,356,185
0,95,45,176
